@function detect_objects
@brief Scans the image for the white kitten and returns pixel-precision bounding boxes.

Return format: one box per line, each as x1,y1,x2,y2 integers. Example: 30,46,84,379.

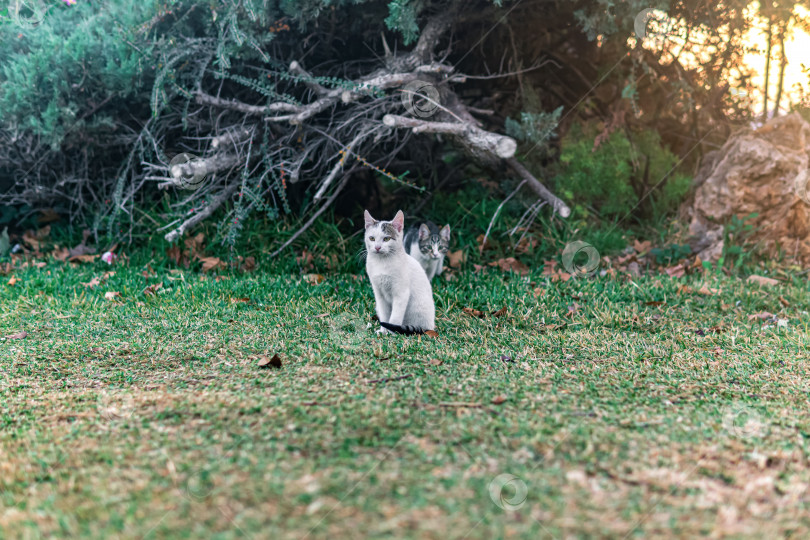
364,210,435,334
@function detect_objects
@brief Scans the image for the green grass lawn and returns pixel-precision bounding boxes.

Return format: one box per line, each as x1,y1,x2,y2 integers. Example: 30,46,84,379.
1,259,810,539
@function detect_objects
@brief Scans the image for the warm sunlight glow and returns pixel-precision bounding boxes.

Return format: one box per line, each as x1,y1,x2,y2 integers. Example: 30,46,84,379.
742,4,810,114
634,5,810,116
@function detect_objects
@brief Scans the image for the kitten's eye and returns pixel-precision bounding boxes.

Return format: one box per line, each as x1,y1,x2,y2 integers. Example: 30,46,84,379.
383,236,391,242
369,236,375,241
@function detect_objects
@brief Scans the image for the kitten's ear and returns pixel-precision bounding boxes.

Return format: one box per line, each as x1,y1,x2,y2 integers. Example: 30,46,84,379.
363,210,376,229
440,225,451,242
391,210,405,233
418,223,430,240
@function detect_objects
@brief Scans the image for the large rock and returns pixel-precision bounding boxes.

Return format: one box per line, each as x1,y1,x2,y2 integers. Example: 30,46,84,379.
680,113,810,265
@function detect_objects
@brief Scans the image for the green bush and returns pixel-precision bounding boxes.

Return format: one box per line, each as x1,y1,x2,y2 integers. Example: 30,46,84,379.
0,1,159,148
553,122,691,221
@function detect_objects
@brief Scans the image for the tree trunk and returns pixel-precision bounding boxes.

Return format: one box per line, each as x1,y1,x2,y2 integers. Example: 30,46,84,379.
762,14,773,123
774,25,787,116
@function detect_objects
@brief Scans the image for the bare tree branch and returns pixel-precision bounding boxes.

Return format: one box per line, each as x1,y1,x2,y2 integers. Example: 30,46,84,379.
269,171,354,258
506,157,571,218
195,91,299,116
383,114,517,159
164,182,240,243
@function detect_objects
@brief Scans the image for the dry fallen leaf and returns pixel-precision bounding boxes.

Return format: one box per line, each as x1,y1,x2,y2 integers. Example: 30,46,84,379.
258,353,282,369
476,234,494,252
491,395,507,405
515,236,538,254
69,254,98,264
22,231,41,250
68,230,95,258
296,250,315,269
698,285,720,296
184,232,205,255
7,275,18,286
104,291,121,301
553,271,572,282
665,264,686,278
238,256,257,272
633,239,652,253
446,249,466,268
533,287,545,298
143,283,162,296
52,246,70,262
423,330,439,338
462,307,486,318
38,209,60,224
747,274,779,287
429,358,443,366
82,277,102,288
198,256,225,272
166,245,189,267
5,331,27,340
491,257,529,276
303,273,325,285
491,307,507,317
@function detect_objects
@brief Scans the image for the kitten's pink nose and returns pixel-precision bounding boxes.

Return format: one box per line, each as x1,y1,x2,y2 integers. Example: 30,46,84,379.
375,246,381,252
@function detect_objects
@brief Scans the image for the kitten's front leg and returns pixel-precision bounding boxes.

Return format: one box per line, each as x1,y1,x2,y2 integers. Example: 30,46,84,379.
372,284,391,322
436,255,444,276
387,293,409,327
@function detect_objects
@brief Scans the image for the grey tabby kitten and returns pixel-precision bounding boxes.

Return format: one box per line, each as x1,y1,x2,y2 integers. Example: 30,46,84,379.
404,221,451,280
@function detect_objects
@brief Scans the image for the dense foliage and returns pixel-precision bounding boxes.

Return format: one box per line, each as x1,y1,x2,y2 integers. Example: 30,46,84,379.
0,0,808,253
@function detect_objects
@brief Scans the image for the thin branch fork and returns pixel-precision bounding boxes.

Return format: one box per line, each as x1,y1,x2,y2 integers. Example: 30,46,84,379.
312,132,368,202
164,182,240,243
269,169,356,258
